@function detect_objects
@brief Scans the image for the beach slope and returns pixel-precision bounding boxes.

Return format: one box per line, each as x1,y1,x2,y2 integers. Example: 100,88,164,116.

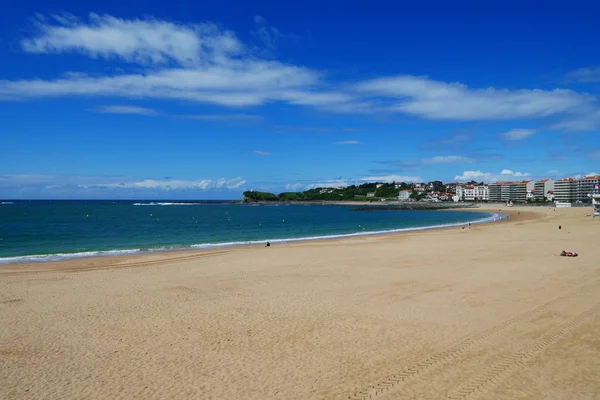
1,206,599,399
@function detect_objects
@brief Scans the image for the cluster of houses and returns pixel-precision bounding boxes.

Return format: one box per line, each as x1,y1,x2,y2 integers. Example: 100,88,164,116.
315,176,600,208
369,176,600,205
448,175,600,205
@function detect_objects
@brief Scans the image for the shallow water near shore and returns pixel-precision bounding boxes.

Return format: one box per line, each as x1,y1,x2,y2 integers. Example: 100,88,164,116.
0,200,501,263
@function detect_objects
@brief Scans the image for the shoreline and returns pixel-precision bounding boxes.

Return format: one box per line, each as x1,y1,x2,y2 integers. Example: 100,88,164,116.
3,205,598,399
0,206,534,274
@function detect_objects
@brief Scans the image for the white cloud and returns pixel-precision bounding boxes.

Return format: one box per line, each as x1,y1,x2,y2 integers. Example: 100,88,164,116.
283,183,304,191
184,114,262,121
306,179,354,189
21,13,242,66
548,169,559,173
500,128,536,140
421,155,474,164
94,105,158,115
253,150,271,156
0,174,245,191
454,169,531,183
567,66,600,83
251,15,282,51
359,175,422,183
550,109,600,132
253,16,267,25
0,64,321,106
3,14,600,133
333,140,362,145
453,171,495,182
355,75,594,121
79,177,246,190
572,172,599,180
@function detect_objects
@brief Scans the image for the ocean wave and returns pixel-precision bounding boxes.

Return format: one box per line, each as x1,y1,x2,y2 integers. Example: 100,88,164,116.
189,212,505,248
0,213,505,265
1,201,15,205
132,202,198,206
0,249,143,264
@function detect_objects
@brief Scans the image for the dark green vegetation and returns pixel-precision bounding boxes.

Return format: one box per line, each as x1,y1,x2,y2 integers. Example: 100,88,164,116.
242,182,425,202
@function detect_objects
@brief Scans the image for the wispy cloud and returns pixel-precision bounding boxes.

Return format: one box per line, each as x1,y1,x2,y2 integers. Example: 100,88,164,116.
306,179,354,189
333,140,362,145
500,128,537,141
550,109,600,132
79,177,246,190
588,151,600,159
566,66,600,83
253,150,271,156
21,13,241,66
356,75,593,121
273,125,361,133
359,174,422,183
454,169,531,183
184,114,263,121
283,183,305,191
571,172,600,179
251,15,283,51
93,105,158,116
2,13,600,134
0,174,246,191
421,155,474,164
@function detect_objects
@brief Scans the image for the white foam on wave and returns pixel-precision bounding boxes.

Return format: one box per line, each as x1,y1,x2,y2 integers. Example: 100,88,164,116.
1,201,15,205
0,249,143,265
133,202,199,206
189,212,506,248
1,212,505,265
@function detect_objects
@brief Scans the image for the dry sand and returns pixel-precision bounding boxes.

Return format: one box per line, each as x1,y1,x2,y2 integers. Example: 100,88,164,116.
1,206,599,399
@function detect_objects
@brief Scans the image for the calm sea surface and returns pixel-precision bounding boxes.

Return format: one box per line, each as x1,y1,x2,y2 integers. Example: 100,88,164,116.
0,200,501,263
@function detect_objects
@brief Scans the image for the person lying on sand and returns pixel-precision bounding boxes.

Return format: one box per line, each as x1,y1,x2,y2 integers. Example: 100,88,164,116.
560,250,578,257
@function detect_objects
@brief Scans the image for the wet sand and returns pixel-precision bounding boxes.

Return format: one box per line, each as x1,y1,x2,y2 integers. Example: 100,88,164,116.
1,206,599,399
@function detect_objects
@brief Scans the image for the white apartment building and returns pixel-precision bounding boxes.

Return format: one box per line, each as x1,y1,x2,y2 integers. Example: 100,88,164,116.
487,181,532,203
489,183,502,202
467,185,489,201
397,190,411,201
514,181,535,203
534,179,555,201
577,175,600,201
455,184,489,201
554,178,577,203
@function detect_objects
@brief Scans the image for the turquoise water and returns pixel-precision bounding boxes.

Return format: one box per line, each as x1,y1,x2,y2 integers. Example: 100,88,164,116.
0,201,502,263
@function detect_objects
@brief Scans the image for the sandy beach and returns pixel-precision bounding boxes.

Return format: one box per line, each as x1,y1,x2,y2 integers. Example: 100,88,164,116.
1,206,599,399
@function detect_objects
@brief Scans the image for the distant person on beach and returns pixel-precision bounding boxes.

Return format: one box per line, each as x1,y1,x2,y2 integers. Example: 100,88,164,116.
265,242,270,247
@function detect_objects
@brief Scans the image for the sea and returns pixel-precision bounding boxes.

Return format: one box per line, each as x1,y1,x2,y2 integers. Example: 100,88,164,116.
0,200,503,264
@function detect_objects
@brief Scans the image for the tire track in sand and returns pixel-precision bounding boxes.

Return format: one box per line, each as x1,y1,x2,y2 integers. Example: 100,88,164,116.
348,281,600,400
446,302,600,399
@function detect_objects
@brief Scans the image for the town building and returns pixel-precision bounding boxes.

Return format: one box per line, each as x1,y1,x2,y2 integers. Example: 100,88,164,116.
593,183,600,218
534,179,555,201
488,181,533,203
554,178,577,203
445,182,458,194
489,183,502,202
514,181,535,203
577,175,600,202
397,190,411,201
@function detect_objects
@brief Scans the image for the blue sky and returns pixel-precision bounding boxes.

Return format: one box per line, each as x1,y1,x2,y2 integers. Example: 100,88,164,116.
1,0,599,199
